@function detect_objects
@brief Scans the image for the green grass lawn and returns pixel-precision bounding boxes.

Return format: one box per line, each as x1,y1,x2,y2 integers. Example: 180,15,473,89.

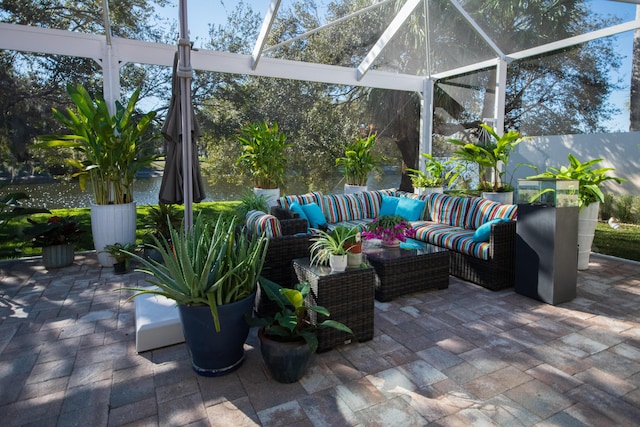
2,202,639,263
0,201,240,259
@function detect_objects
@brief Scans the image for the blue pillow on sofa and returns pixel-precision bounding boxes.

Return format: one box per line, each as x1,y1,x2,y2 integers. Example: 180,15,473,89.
472,218,509,242
289,202,309,225
396,197,426,221
379,195,399,216
301,202,328,229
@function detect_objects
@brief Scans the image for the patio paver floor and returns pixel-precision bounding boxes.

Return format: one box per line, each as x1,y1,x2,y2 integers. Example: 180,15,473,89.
1,252,639,426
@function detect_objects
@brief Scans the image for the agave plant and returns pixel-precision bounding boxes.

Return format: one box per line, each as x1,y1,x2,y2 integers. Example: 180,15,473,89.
125,214,268,331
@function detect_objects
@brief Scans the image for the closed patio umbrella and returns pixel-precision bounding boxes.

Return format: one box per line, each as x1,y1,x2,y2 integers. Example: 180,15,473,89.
159,0,204,229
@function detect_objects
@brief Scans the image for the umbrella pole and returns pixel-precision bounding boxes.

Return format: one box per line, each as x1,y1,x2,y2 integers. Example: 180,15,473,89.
178,0,194,231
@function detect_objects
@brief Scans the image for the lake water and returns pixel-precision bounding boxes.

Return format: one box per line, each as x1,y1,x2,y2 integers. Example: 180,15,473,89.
5,171,403,209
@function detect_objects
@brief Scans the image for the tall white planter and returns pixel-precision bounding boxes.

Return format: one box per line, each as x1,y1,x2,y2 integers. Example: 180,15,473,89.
577,201,599,270
482,191,514,205
414,187,444,196
91,202,137,267
254,188,280,207
344,184,367,194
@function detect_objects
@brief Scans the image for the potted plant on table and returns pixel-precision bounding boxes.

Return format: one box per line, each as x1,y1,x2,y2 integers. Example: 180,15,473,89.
103,242,138,274
335,132,385,194
236,120,291,207
362,215,416,248
24,215,84,268
34,83,160,267
250,277,353,383
526,154,625,270
125,214,268,376
447,124,528,204
406,153,447,196
309,226,359,272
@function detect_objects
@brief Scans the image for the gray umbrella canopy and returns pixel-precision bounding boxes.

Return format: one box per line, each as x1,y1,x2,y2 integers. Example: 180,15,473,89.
159,51,205,207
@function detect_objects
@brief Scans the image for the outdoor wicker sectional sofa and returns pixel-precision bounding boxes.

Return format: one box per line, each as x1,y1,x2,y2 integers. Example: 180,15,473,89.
275,189,518,291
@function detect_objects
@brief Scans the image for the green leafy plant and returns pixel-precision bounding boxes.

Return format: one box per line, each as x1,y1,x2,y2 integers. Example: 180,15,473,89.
236,120,291,189
35,84,160,205
309,226,359,265
125,214,268,331
0,183,50,232
447,124,528,192
526,154,626,208
250,277,352,353
234,190,270,219
24,215,84,247
335,132,385,186
103,242,138,263
143,203,183,241
406,153,447,188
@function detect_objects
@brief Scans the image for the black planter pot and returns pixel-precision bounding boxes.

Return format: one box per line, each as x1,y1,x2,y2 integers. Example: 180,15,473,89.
113,261,128,274
178,292,255,377
258,327,312,383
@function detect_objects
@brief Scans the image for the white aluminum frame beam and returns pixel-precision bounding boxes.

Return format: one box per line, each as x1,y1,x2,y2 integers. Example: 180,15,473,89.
357,0,422,80
251,0,281,70
448,0,505,59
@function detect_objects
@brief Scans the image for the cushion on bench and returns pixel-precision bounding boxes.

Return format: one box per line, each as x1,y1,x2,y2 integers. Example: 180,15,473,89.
413,222,491,260
464,197,518,230
428,193,470,228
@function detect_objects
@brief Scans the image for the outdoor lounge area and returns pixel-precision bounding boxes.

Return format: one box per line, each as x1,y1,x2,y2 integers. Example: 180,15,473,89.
1,252,640,426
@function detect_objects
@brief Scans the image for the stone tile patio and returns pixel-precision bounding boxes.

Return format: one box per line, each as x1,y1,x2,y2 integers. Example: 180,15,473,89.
1,252,639,426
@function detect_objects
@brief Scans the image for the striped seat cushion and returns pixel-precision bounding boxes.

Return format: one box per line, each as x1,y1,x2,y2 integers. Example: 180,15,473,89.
427,193,470,228
358,189,396,219
245,210,282,238
464,197,518,230
277,191,323,210
413,222,490,260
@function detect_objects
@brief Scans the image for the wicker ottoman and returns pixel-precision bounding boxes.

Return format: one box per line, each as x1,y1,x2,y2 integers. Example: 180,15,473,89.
293,258,375,352
363,242,449,302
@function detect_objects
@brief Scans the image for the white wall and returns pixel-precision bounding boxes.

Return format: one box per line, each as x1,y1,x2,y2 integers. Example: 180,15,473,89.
508,132,640,196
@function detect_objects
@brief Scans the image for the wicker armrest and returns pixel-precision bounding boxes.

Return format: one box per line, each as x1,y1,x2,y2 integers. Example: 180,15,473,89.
489,220,516,260
279,218,308,235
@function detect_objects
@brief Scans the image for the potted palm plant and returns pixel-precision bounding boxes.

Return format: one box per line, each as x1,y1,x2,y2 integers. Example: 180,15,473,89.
526,154,625,270
236,120,291,206
406,153,447,195
125,214,268,376
447,124,528,203
335,132,384,194
251,277,353,383
309,226,359,272
35,83,160,267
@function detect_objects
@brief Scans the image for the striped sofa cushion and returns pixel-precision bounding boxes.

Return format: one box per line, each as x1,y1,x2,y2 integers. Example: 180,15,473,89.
245,210,282,238
464,197,518,230
413,222,490,260
323,194,365,222
358,189,396,219
428,193,470,228
277,191,323,210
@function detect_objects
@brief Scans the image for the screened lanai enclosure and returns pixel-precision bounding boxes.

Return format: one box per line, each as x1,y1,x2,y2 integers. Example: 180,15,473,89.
1,0,639,198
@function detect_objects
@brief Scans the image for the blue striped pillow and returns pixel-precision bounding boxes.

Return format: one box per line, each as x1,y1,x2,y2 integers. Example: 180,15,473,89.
323,194,364,222
245,210,282,237
464,197,518,230
277,192,323,210
428,193,469,228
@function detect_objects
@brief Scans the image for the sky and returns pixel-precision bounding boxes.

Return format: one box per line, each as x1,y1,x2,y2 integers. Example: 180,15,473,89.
157,0,639,133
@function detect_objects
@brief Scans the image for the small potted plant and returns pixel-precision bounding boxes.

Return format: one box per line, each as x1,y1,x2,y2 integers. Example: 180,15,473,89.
406,153,447,195
250,277,353,383
344,231,363,268
24,215,84,268
236,120,292,206
335,131,385,194
103,242,138,274
361,215,416,248
447,124,528,203
309,226,359,272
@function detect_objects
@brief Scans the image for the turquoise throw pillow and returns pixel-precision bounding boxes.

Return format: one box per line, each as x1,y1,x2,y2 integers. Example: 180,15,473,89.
380,195,399,216
289,202,309,225
396,197,426,221
301,202,327,229
472,218,509,242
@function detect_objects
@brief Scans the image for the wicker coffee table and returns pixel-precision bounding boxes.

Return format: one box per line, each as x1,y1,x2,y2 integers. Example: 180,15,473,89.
293,258,375,352
363,241,449,302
